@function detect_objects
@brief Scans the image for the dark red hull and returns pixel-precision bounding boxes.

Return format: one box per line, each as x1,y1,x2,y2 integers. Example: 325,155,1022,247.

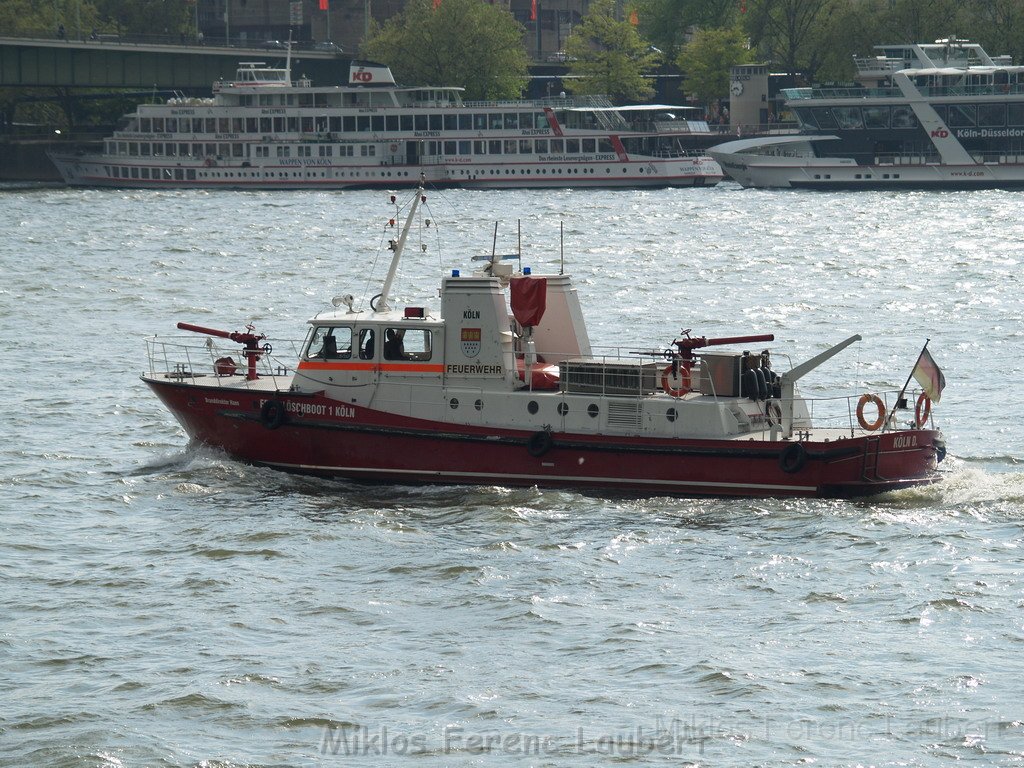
145,379,942,499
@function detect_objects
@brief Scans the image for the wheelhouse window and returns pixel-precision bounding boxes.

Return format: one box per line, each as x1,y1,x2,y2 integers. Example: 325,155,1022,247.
383,328,432,361
305,326,352,360
358,328,375,359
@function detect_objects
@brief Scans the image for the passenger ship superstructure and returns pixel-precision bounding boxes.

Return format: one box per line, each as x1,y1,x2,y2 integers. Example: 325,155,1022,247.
49,58,722,189
709,39,1024,189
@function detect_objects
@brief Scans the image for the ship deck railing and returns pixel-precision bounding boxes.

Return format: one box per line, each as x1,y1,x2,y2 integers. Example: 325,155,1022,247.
143,337,934,435
786,84,1024,101
144,335,304,389
463,95,615,109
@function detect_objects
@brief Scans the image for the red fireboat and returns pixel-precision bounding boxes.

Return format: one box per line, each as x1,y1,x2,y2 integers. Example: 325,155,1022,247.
143,186,945,498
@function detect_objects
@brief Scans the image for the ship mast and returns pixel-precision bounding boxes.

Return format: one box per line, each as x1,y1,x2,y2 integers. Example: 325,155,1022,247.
374,180,425,313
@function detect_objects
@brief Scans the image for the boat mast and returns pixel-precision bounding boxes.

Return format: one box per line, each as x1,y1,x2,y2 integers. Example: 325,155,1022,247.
375,180,424,313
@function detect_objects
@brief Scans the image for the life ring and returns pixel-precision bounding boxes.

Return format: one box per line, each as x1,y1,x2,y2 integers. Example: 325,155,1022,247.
661,363,691,397
527,430,553,457
260,399,286,430
915,392,932,428
779,442,807,474
389,143,399,153
766,401,782,426
204,157,215,167
856,394,885,431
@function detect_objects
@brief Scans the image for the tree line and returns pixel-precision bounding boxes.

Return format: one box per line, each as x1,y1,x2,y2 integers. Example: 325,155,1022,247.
364,0,1024,104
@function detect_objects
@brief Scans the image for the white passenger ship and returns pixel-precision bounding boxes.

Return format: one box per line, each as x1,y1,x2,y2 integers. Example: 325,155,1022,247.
709,38,1024,189
49,57,722,189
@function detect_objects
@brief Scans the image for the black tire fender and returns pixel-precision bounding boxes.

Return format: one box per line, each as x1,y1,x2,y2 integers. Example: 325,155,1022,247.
779,442,807,474
527,430,553,457
260,399,287,430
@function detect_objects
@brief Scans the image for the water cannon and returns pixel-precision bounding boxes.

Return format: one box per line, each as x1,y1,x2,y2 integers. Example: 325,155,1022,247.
672,331,776,363
177,322,270,380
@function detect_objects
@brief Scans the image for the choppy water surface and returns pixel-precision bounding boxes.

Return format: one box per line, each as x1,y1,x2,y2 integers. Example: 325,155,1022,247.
2,184,1024,767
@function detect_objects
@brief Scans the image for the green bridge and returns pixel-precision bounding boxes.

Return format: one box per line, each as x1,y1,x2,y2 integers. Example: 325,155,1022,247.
0,35,348,90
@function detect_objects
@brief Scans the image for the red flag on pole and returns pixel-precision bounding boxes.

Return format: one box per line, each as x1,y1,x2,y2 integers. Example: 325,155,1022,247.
433,0,441,9
319,0,328,9
530,0,537,21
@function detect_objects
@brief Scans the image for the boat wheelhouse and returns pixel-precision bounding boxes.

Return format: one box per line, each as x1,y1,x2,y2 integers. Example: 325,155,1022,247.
49,58,722,190
709,38,1024,189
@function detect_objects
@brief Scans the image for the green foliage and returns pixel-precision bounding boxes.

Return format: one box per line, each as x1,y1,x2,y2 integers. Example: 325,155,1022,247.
676,27,752,105
563,0,661,102
92,0,192,36
743,0,840,80
634,0,738,58
738,0,1024,82
361,0,529,101
0,0,101,38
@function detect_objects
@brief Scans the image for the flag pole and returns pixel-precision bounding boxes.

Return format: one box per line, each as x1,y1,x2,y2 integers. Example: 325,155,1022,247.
886,338,929,433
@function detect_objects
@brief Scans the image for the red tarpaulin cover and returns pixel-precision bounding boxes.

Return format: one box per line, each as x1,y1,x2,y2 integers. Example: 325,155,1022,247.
510,277,547,328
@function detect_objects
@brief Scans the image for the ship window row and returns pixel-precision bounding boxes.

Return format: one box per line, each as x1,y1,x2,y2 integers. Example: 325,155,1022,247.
135,111,548,135
105,138,609,159
796,102,1024,131
106,141,371,158
106,165,198,181
795,105,920,130
305,326,433,362
235,90,459,109
425,137,612,155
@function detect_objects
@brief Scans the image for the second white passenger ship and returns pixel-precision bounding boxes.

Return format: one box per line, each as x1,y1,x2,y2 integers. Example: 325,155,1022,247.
49,56,723,189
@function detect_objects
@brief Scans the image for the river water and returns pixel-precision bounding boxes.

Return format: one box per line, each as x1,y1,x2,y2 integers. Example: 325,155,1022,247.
2,183,1024,767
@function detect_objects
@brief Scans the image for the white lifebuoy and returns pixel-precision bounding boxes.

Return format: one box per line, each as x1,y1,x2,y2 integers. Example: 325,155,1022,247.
389,143,399,153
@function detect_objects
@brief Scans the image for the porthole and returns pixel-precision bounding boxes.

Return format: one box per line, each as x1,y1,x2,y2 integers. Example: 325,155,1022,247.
527,400,539,415
474,399,483,411
450,398,459,409
587,403,599,418
557,402,569,416
666,408,678,423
